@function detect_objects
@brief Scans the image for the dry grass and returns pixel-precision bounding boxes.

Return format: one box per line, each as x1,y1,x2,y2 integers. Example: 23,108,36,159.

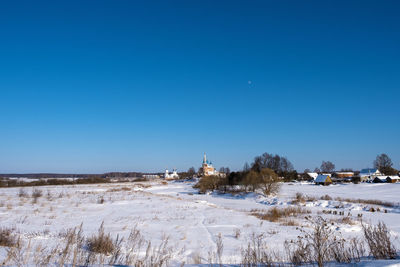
336,197,395,208
87,222,117,255
332,216,356,225
281,219,299,226
18,188,28,198
292,192,317,204
294,193,396,209
106,186,132,192
362,221,397,259
251,206,311,223
0,227,17,247
320,194,332,201
31,189,43,204
292,192,306,204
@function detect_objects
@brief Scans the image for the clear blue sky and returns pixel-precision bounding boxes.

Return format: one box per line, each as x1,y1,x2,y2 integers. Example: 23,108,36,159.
1,1,399,173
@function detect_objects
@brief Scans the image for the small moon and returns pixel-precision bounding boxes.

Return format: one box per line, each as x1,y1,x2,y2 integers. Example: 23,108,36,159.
248,80,252,84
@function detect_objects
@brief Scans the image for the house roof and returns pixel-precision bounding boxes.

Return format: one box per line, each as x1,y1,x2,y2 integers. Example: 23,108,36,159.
360,168,378,174
307,172,319,179
375,175,400,180
315,174,331,183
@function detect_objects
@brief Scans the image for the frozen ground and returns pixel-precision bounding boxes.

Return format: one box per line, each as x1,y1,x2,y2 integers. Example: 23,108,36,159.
0,180,399,266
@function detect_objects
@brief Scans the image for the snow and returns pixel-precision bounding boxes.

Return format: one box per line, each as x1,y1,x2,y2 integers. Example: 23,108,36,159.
0,181,400,266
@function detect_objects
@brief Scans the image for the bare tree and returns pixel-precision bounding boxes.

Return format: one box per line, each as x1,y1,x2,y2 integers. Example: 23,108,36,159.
187,167,196,177
373,154,397,175
259,168,280,195
243,170,260,192
320,161,335,173
218,167,230,174
243,162,250,172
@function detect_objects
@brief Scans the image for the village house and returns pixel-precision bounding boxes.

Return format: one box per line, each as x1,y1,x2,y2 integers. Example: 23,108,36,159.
335,172,354,178
359,168,381,182
315,174,332,186
373,175,400,183
307,172,319,180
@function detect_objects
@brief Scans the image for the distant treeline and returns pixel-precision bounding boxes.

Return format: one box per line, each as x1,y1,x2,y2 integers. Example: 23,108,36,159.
0,173,97,179
0,172,162,179
0,177,115,188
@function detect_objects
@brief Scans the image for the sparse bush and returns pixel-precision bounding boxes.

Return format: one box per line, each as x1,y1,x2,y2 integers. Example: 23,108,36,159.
320,194,332,201
285,216,340,267
234,228,241,239
216,233,223,265
285,216,368,267
296,192,304,201
241,233,276,266
243,170,261,192
193,175,221,194
97,196,105,204
46,190,53,201
330,237,365,263
362,221,397,259
87,222,115,255
18,188,28,198
31,189,43,203
259,168,280,196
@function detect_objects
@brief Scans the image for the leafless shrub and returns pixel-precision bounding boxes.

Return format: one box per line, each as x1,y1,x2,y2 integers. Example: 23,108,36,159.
285,216,368,267
97,196,105,204
285,216,340,267
124,224,172,267
362,221,397,259
190,252,202,264
216,233,224,265
241,233,277,266
251,206,311,223
234,228,241,239
335,216,355,225
306,195,317,202
143,235,173,267
124,225,145,265
292,192,306,204
31,189,42,203
18,188,28,198
0,227,17,247
330,237,365,263
46,190,53,201
3,237,29,266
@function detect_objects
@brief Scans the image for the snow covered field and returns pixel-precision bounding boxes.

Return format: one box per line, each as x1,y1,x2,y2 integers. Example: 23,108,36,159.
0,180,400,266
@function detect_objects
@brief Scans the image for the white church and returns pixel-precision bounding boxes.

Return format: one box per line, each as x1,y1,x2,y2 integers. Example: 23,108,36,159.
164,168,179,180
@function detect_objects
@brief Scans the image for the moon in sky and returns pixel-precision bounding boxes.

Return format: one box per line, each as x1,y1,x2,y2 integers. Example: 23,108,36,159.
248,80,252,85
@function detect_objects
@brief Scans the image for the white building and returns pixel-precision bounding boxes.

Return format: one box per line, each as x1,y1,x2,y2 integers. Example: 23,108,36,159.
164,169,179,180
199,153,223,177
359,168,381,182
